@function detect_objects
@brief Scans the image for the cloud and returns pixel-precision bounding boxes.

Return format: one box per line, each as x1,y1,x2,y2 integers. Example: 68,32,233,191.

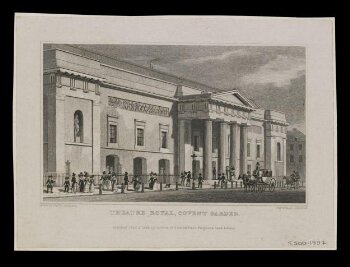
179,48,253,65
239,55,305,87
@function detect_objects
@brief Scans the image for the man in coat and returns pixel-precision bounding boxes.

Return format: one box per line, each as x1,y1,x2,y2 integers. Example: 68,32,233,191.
46,175,55,193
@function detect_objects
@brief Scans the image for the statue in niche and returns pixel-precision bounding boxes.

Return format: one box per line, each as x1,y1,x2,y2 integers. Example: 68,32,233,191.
74,114,80,141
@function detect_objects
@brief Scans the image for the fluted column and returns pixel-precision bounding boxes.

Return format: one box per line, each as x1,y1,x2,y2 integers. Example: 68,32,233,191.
204,119,213,180
229,122,239,171
240,124,248,174
219,121,227,175
92,101,101,173
178,119,186,174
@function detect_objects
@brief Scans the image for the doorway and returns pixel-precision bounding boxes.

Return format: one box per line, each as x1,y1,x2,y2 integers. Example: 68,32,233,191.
106,155,121,174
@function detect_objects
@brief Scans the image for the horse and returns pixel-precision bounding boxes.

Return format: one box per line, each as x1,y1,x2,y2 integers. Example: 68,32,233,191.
239,174,258,192
283,176,299,189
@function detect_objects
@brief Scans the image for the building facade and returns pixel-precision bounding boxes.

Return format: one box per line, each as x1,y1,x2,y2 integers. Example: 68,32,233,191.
286,128,306,181
43,44,288,182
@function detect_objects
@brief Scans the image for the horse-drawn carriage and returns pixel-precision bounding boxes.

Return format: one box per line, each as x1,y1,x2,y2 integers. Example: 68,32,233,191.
240,169,276,192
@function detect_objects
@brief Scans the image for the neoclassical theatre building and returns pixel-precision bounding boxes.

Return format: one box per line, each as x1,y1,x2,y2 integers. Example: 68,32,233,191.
43,44,288,181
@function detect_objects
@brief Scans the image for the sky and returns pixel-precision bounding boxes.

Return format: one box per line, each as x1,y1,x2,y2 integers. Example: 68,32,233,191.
76,45,306,133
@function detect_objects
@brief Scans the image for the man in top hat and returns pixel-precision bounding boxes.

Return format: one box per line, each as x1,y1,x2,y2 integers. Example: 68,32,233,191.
124,172,129,189
71,173,77,193
64,176,70,193
180,172,186,186
186,171,191,187
198,173,203,189
220,173,226,188
78,172,85,192
46,175,55,193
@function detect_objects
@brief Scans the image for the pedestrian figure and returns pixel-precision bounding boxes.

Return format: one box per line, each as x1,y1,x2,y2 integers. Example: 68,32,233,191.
186,171,191,187
107,171,112,190
230,166,235,180
131,176,139,190
89,175,95,193
212,167,217,180
46,175,55,193
111,172,116,191
217,173,221,187
101,171,107,190
149,173,157,190
180,172,186,186
220,173,226,188
84,172,89,193
78,172,85,192
64,176,70,193
124,172,129,190
71,173,77,193
198,173,203,188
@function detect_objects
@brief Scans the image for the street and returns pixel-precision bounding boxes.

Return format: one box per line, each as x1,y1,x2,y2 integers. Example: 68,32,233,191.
44,187,306,203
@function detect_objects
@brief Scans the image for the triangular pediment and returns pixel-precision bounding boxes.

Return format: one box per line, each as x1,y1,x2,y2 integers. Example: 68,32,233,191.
212,90,256,108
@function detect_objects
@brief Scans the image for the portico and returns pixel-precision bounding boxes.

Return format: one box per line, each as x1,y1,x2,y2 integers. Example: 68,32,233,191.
177,90,256,180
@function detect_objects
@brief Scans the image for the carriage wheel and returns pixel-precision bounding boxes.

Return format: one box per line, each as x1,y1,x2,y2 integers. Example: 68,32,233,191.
250,184,255,192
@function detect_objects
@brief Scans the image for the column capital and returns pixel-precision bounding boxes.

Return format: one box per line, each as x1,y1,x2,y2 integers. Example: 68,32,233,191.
240,123,249,128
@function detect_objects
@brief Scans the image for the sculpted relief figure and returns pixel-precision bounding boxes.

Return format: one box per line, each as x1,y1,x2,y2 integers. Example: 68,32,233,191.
74,114,80,139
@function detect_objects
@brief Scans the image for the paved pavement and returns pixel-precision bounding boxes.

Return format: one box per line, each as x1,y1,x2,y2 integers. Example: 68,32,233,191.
44,186,306,203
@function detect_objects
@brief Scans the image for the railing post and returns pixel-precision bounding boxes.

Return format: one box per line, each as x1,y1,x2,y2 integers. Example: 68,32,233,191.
121,183,125,194
214,181,217,189
176,182,178,190
160,182,162,191
141,183,144,193
192,180,195,190
235,181,238,188
225,181,228,189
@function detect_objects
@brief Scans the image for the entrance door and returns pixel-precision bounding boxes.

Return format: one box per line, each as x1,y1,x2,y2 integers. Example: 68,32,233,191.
133,157,147,182
106,155,115,173
159,159,170,184
106,155,121,174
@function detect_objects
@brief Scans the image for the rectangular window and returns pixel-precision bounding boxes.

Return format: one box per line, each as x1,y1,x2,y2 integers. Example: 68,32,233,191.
247,143,251,157
109,124,117,143
299,144,303,151
299,155,303,163
247,164,252,173
290,144,294,151
137,128,144,146
83,81,89,92
256,144,261,158
194,135,200,151
212,135,217,153
227,135,230,156
290,155,294,163
70,78,75,89
95,84,100,95
50,74,55,84
161,131,167,148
